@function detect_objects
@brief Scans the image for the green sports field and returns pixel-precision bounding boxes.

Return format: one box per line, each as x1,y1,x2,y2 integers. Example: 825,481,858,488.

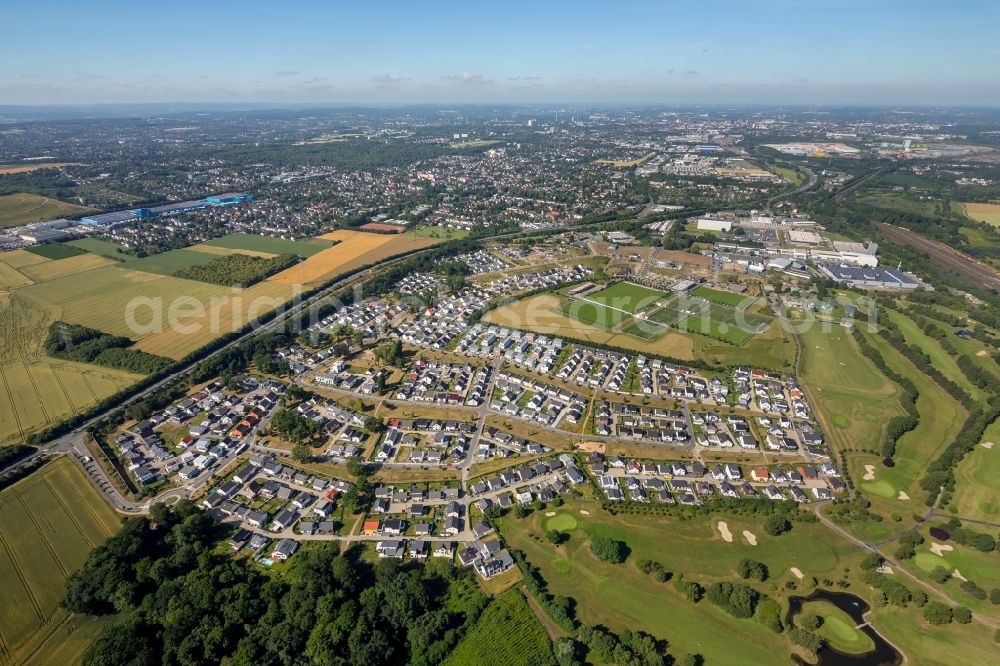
201,232,333,257
950,417,1000,521
691,285,755,308
795,599,874,654
586,282,670,314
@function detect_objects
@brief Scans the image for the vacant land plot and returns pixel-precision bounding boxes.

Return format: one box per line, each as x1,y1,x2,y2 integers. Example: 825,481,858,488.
962,202,1000,227
0,457,120,664
406,226,471,240
950,417,1000,521
797,324,905,456
442,590,555,666
486,293,695,360
267,229,437,286
0,193,93,228
201,232,332,257
500,502,854,665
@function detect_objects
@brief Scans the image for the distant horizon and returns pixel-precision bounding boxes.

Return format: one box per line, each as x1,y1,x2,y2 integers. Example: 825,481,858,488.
4,0,999,107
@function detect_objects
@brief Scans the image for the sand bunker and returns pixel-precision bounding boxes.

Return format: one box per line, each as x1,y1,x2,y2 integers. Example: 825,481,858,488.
976,350,988,357
579,509,590,516
898,491,910,500
545,511,556,517
743,530,758,546
953,569,967,582
930,542,954,557
982,441,995,449
863,465,876,481
717,521,733,542
790,567,804,579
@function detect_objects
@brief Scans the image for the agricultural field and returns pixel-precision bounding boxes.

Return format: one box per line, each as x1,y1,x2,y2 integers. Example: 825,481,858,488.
0,163,85,175
500,502,855,664
0,457,121,665
950,417,1000,521
24,244,86,260
442,590,555,666
406,226,471,240
267,229,438,286
962,202,1000,227
796,323,905,457
0,193,93,228
0,291,142,445
117,248,225,277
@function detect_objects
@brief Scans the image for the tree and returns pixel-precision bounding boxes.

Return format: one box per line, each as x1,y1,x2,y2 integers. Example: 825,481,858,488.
923,601,953,625
590,535,628,563
860,553,883,571
547,530,565,545
788,628,822,655
737,558,769,582
675,577,704,603
990,588,1000,605
799,613,822,631
929,566,952,584
291,443,311,463
763,515,791,536
954,606,972,624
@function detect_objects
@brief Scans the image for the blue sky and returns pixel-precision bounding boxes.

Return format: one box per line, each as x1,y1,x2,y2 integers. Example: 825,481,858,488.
3,0,999,105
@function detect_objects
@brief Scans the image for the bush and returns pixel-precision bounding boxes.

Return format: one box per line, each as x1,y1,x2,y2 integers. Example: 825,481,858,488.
799,613,822,631
954,606,972,624
675,577,704,603
737,558,769,582
589,535,629,564
923,601,953,625
755,596,784,633
763,515,791,536
929,566,952,584
788,628,822,654
860,553,883,571
705,582,759,619
990,588,1000,605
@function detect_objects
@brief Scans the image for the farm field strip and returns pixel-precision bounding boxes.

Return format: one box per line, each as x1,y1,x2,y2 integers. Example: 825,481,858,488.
0,458,121,663
0,193,93,228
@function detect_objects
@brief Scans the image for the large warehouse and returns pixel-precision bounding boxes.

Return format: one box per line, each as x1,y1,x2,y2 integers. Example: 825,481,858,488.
819,265,920,289
80,193,254,227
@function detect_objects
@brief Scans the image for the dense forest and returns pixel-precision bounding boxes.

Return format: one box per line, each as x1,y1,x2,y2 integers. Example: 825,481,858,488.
44,321,172,374
64,501,488,666
174,253,299,287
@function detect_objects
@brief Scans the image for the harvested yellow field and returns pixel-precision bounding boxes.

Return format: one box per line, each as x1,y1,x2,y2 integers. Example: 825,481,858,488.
0,162,86,174
964,202,1000,227
188,243,278,259
268,230,438,286
485,293,695,360
0,260,33,289
0,249,49,269
133,280,299,359
17,253,113,283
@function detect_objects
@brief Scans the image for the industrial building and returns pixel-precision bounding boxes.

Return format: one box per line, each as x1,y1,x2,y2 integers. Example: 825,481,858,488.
819,265,920,290
81,192,254,227
696,218,732,232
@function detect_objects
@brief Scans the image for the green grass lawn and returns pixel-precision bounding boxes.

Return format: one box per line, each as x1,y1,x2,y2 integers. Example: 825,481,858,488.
65,237,129,259
796,324,905,456
691,285,755,308
561,298,628,329
796,599,874,654
201,232,333,256
442,590,555,666
886,309,983,402
24,243,87,260
118,248,221,276
951,418,1000,521
587,282,670,314
406,226,471,240
849,333,967,519
499,501,856,665
694,318,795,372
